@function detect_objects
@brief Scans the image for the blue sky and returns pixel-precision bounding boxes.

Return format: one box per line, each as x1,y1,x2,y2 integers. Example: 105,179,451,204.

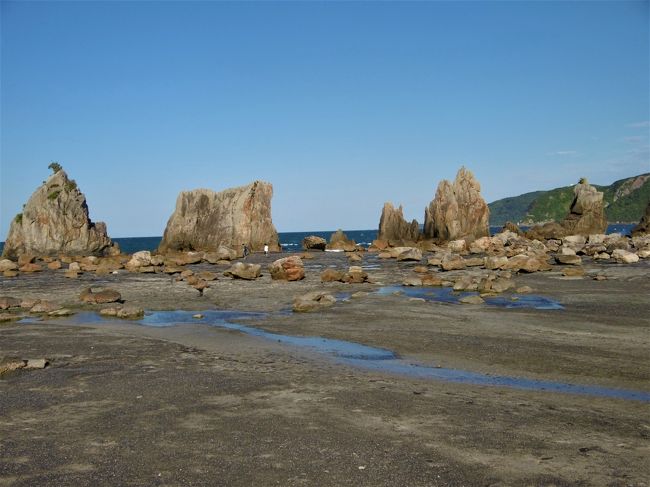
1,0,648,237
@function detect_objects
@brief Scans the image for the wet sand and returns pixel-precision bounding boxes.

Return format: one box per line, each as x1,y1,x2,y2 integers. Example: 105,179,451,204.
1,252,649,486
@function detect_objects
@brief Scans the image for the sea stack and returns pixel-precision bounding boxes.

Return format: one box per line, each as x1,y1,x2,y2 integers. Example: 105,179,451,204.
561,178,607,235
377,203,420,244
631,201,650,236
2,165,118,259
158,181,280,253
423,167,490,242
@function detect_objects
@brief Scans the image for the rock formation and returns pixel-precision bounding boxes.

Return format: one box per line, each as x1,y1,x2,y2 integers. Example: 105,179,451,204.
423,167,490,242
327,230,357,251
158,181,280,254
631,201,650,236
2,168,118,259
377,203,420,243
561,178,607,235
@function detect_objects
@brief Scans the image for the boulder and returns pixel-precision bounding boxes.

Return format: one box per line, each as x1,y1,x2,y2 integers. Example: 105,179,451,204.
2,168,118,259
561,178,607,235
302,236,327,251
30,301,62,313
503,254,551,273
343,266,368,284
293,291,337,312
421,274,444,286
555,254,582,266
459,295,485,305
347,253,363,263
79,287,122,304
423,167,490,242
3,271,19,278
158,181,280,253
611,249,639,264
47,260,62,270
447,240,467,253
320,269,346,283
484,256,508,270
204,246,238,263
269,256,305,281
0,259,18,272
631,201,650,236
525,222,566,241
127,251,152,268
441,255,466,271
223,262,262,280
403,276,423,286
327,230,357,252
117,306,145,320
19,263,42,273
396,248,422,262
377,203,420,242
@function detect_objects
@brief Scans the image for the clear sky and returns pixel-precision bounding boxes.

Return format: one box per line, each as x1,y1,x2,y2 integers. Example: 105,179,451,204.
1,0,648,237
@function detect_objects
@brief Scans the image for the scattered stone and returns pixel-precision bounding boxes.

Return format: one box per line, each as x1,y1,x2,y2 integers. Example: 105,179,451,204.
396,248,422,262
562,267,585,277
64,270,80,279
204,246,238,263
347,253,363,263
413,266,428,274
343,266,368,284
24,359,49,369
421,274,444,286
0,313,21,323
302,235,327,251
48,308,75,317
459,295,484,305
515,286,533,294
269,256,305,281
223,262,262,280
555,254,582,265
30,301,62,313
3,270,19,278
19,263,42,273
196,271,218,281
117,306,145,320
350,291,368,299
611,249,639,264
193,314,204,319
320,269,346,283
293,291,337,312
0,259,19,272
403,276,423,286
593,275,607,281
408,297,426,303
79,287,122,304
484,256,508,270
0,359,26,374
441,256,466,271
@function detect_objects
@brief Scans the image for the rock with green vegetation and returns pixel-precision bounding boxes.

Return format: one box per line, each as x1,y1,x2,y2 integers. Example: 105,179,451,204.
489,173,650,225
2,166,119,259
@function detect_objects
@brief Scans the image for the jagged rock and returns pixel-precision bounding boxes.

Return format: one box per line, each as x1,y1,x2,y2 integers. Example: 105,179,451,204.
2,169,118,259
396,248,422,262
223,262,261,280
423,167,490,242
302,236,327,251
79,287,122,304
158,181,280,253
327,230,357,252
320,269,345,282
293,291,337,312
0,297,21,310
561,179,607,235
377,203,420,243
0,260,18,272
269,256,305,281
632,201,650,236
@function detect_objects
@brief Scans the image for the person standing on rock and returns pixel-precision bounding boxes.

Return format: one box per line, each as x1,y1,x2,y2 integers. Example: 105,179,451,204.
264,243,269,256
242,244,250,259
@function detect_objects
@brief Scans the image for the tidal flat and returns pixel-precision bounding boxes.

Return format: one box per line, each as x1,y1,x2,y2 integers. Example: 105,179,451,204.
1,252,649,486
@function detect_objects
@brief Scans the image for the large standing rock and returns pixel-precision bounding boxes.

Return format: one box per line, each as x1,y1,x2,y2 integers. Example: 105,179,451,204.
561,178,607,235
2,168,118,259
158,181,280,253
327,230,357,252
423,167,490,242
632,201,650,236
377,203,420,243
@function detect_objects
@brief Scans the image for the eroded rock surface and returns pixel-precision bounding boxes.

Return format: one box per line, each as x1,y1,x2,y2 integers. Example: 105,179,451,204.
2,169,118,259
158,181,280,253
378,203,420,243
423,167,490,242
561,179,607,236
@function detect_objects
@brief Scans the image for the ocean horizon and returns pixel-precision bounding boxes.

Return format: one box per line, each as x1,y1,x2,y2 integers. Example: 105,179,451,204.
0,224,637,256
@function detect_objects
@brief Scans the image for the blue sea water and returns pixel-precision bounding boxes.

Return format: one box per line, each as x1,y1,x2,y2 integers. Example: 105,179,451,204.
0,224,638,255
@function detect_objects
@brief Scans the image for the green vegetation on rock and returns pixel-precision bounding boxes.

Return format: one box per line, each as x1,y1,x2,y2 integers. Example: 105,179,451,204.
489,173,650,225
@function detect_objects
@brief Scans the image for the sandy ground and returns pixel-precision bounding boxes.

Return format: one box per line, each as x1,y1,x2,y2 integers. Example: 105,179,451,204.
1,251,649,486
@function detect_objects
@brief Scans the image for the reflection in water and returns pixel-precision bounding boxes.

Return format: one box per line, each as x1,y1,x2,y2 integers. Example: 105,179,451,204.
44,309,650,402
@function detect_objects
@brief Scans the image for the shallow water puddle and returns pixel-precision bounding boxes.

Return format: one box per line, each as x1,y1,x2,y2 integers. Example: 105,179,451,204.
376,286,564,310
39,309,650,402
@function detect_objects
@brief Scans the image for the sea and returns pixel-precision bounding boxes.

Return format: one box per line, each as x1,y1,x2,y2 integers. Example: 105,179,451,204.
0,224,637,255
